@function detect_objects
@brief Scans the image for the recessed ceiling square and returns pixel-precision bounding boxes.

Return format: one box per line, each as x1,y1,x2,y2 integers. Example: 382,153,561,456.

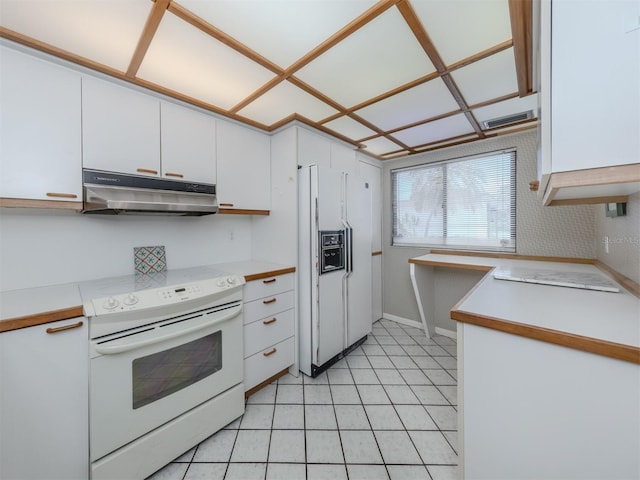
295,8,436,107
360,136,404,156
137,11,276,110
178,0,378,69
450,48,518,106
393,113,474,147
0,0,151,72
323,116,378,141
412,0,512,65
237,80,338,126
355,78,460,131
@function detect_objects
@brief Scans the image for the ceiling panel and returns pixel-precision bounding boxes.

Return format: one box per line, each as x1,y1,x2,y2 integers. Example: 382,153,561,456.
393,113,475,147
359,136,404,156
237,80,338,125
137,10,276,110
450,47,518,106
0,0,535,159
411,0,512,65
295,7,436,107
472,94,539,125
176,0,378,69
322,115,378,141
355,77,460,131
0,0,151,72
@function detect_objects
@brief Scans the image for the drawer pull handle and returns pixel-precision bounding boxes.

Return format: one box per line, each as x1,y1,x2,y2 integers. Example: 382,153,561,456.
46,320,83,334
263,317,277,325
137,168,158,175
164,172,184,178
263,278,277,284
46,192,78,199
263,298,277,305
263,348,277,357
220,203,234,207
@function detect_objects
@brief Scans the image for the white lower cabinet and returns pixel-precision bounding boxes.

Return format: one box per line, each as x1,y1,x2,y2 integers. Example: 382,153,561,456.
0,318,89,480
242,273,295,391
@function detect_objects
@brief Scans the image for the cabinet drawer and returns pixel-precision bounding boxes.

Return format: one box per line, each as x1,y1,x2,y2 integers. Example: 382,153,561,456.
243,290,294,325
244,273,294,302
244,309,294,358
244,336,294,391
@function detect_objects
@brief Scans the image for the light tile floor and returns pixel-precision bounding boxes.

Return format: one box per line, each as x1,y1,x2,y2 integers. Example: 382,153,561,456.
147,319,458,480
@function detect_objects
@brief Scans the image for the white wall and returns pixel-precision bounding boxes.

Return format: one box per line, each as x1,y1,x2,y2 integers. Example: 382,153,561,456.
0,209,251,291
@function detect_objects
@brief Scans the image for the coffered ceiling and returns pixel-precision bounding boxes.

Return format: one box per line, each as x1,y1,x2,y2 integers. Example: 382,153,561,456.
0,0,538,159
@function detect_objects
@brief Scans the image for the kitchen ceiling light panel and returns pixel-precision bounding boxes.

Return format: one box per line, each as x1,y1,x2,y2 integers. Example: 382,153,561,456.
178,0,378,69
322,116,378,141
0,0,151,72
137,11,276,110
355,77,460,131
360,136,403,156
472,94,539,126
450,48,519,106
295,8,436,107
411,0,512,65
393,113,474,147
236,80,339,125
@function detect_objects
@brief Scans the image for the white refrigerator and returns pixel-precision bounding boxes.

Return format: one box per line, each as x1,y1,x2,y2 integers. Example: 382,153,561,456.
298,164,372,377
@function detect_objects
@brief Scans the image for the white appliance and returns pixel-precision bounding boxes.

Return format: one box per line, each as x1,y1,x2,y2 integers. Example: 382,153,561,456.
80,267,245,480
298,164,372,377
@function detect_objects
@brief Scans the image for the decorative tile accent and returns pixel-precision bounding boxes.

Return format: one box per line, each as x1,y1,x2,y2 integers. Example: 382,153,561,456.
134,245,166,274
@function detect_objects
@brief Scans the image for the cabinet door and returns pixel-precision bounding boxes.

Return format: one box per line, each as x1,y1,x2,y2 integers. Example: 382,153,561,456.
160,102,216,184
82,76,160,176
216,120,270,210
330,142,356,174
0,46,82,201
0,318,89,480
551,0,639,172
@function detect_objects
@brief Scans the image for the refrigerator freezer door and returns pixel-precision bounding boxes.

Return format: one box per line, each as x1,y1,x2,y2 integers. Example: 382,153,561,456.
345,173,373,346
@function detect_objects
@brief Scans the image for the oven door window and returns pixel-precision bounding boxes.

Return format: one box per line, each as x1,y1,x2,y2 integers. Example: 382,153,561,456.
132,331,222,409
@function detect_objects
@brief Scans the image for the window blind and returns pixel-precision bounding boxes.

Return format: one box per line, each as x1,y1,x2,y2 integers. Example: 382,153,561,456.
392,149,516,252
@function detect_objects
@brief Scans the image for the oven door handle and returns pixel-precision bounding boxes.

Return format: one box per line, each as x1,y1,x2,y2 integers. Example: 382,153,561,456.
94,305,242,355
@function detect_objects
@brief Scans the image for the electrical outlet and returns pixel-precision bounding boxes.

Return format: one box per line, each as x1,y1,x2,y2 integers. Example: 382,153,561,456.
604,236,609,254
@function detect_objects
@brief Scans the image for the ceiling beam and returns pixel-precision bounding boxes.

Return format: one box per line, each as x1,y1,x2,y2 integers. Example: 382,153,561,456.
125,0,171,78
396,0,485,137
508,0,534,96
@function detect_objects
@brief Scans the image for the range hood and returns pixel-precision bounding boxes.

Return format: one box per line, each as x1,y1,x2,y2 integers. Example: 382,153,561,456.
82,169,217,216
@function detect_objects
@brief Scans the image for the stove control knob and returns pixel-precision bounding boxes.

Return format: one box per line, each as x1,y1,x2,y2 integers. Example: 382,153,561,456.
103,297,119,310
227,276,237,285
217,279,228,288
124,293,138,306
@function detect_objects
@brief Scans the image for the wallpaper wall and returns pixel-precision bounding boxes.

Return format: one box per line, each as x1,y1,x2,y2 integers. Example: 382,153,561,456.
595,191,640,284
381,129,599,330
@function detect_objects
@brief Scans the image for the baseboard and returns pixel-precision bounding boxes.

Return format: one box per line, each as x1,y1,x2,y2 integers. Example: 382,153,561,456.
382,313,457,340
381,313,422,330
435,327,457,339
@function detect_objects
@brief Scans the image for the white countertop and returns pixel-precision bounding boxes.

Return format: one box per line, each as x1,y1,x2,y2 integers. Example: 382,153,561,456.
0,260,294,326
410,254,640,350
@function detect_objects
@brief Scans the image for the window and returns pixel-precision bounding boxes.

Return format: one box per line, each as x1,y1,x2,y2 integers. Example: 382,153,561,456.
392,149,516,252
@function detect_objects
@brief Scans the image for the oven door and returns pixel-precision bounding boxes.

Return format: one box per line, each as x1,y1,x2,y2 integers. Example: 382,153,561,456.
89,302,243,462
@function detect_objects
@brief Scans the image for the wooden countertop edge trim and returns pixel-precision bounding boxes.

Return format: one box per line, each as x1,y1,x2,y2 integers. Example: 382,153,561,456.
218,208,270,216
594,260,640,298
409,259,494,272
0,306,84,333
244,267,296,282
425,250,595,264
451,309,640,365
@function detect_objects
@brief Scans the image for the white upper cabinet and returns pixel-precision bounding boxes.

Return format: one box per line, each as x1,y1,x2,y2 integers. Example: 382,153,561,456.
538,0,640,205
330,142,356,174
160,102,216,184
216,120,270,211
82,75,161,176
0,46,82,203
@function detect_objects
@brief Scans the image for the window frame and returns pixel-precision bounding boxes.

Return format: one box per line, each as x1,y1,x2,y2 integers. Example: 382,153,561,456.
391,148,517,253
